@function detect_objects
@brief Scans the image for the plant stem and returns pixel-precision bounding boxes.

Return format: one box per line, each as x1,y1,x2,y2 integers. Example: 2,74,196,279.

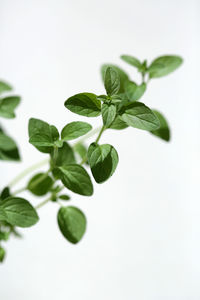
12,186,27,196
95,125,106,144
8,158,49,188
35,196,51,210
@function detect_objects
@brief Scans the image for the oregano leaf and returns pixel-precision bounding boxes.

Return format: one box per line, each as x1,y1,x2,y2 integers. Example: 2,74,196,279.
88,143,119,183
150,110,170,141
0,96,20,119
65,93,101,117
120,102,160,131
101,103,116,127
148,55,183,78
0,197,39,228
124,81,146,102
104,67,120,96
109,115,128,130
57,206,86,244
61,121,92,141
0,81,12,94
120,55,142,69
58,164,93,196
27,173,53,196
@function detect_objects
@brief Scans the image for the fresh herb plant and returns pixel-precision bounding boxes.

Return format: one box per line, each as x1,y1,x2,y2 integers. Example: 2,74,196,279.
0,54,183,262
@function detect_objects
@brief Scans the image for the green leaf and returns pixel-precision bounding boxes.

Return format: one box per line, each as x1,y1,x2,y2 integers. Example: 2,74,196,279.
0,132,20,161
120,102,160,131
61,121,92,141
0,246,6,262
0,197,39,228
104,67,120,96
1,187,10,200
88,143,119,183
102,103,116,127
59,194,70,201
58,164,93,196
65,93,101,117
150,110,170,141
27,173,53,196
57,206,86,244
51,142,76,167
120,55,142,69
148,55,183,78
28,118,59,148
124,81,146,102
0,81,12,94
101,64,129,94
109,115,128,130
0,96,20,119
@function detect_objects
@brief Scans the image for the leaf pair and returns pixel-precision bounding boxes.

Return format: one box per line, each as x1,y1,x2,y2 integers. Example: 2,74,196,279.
121,54,183,78
0,197,39,228
29,118,92,152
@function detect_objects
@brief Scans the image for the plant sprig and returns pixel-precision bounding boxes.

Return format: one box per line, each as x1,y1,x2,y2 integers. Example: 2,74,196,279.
0,54,183,262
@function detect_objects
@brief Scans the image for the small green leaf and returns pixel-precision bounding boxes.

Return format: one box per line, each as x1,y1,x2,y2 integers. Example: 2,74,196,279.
102,103,116,127
101,64,129,94
120,102,160,131
0,81,12,94
109,115,128,130
148,55,183,78
65,93,101,117
88,143,119,183
150,110,170,141
0,132,20,161
59,194,70,201
0,96,20,119
124,81,146,102
104,67,120,96
61,121,92,141
0,197,39,228
120,55,142,69
0,246,6,262
58,164,93,196
28,118,59,148
27,173,53,196
1,187,10,200
57,206,86,244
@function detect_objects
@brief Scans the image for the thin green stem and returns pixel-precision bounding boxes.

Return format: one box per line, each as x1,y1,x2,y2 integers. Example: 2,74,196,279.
35,196,51,210
95,125,106,144
12,186,27,196
8,158,49,188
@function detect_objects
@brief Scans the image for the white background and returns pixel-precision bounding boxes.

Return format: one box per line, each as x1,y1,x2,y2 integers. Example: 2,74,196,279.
0,0,199,299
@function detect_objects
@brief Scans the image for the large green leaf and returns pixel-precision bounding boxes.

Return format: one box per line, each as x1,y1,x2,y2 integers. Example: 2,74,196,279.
27,173,53,196
0,81,12,94
0,96,20,119
124,81,146,102
104,67,120,96
148,55,183,78
58,164,93,196
88,143,118,183
120,102,160,131
101,103,116,127
57,206,86,244
61,121,92,141
150,110,170,141
101,64,129,94
120,55,142,69
0,197,39,228
65,93,101,117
